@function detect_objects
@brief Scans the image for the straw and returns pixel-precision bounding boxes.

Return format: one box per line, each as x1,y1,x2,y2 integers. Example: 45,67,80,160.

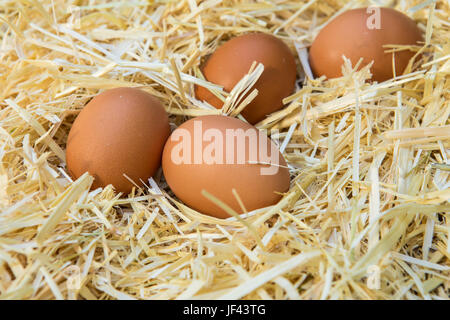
0,0,448,300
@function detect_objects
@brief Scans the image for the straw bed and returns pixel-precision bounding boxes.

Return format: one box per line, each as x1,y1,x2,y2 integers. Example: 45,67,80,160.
0,0,449,300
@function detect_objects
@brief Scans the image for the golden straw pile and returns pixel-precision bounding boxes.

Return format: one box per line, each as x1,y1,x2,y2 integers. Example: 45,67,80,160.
0,0,449,300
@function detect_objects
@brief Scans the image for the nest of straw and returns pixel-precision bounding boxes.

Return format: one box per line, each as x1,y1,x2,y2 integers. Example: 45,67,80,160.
0,0,449,300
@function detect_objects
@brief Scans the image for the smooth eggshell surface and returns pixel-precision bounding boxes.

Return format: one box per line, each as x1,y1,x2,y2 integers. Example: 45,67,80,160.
309,7,423,82
162,115,290,219
66,87,170,194
195,33,297,125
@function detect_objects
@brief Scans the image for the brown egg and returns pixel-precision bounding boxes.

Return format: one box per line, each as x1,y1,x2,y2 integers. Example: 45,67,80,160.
195,33,297,125
309,7,423,82
66,87,170,194
162,115,290,218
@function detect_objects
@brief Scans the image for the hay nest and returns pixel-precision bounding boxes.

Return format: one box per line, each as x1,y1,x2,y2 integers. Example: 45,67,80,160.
0,0,449,300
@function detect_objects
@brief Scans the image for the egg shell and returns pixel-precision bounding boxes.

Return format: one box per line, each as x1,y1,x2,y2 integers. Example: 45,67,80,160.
309,7,423,82
66,87,170,194
162,115,290,219
195,33,297,125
